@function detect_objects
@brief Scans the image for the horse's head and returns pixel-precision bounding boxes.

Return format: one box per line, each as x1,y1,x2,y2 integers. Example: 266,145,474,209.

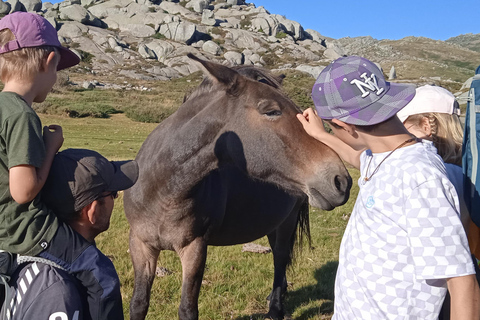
185,54,351,210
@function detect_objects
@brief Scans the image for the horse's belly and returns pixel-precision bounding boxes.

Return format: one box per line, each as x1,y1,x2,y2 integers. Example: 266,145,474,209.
207,199,297,246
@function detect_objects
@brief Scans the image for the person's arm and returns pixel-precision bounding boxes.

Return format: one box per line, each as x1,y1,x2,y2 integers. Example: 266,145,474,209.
9,125,63,204
447,274,480,319
297,108,362,169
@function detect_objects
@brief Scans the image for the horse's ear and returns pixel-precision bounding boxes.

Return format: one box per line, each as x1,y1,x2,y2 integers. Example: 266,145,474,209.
188,53,244,94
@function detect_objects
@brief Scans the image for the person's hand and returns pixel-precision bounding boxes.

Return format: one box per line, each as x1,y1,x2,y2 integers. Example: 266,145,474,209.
43,125,64,153
296,108,328,140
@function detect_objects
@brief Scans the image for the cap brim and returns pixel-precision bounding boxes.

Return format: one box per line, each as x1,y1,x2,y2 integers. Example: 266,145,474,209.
338,82,416,126
57,47,80,71
106,160,139,192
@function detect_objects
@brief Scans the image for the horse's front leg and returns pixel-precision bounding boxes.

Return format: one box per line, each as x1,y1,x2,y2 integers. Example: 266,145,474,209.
266,203,302,320
129,230,160,320
177,237,208,320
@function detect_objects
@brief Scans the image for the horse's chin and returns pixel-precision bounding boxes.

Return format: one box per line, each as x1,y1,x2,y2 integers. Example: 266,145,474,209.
306,188,335,211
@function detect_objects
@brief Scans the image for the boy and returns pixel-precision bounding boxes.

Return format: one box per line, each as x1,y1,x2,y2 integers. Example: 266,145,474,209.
297,56,480,319
0,12,123,319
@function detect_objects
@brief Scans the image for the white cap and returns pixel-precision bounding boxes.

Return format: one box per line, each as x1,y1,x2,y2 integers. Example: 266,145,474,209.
396,85,460,122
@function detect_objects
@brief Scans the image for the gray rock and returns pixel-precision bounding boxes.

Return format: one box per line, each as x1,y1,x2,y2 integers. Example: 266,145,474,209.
57,21,89,38
388,66,396,80
107,37,118,49
159,22,196,44
119,69,153,80
80,0,96,7
6,0,22,13
58,0,81,8
224,51,243,65
159,1,192,15
83,81,95,89
305,29,327,45
42,2,53,10
323,47,342,60
146,66,181,79
251,17,270,35
271,14,304,41
0,1,11,14
295,65,325,79
241,243,271,254
224,29,265,51
125,2,151,15
120,24,156,38
189,0,208,13
202,40,221,56
323,43,345,60
43,8,58,18
21,0,41,11
59,4,103,27
87,0,132,18
145,39,175,63
227,0,243,5
201,9,216,26
138,43,157,59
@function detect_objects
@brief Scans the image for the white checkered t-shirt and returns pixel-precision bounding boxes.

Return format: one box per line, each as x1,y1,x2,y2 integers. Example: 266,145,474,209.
333,140,475,320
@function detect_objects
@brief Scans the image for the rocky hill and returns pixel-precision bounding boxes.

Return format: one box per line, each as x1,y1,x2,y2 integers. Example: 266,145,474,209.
447,33,480,53
1,0,479,96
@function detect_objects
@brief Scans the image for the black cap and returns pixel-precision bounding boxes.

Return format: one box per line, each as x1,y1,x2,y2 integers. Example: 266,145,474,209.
42,148,139,219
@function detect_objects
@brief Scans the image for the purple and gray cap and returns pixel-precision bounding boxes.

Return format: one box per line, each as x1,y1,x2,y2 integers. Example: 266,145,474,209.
0,12,80,70
42,149,139,220
312,56,416,126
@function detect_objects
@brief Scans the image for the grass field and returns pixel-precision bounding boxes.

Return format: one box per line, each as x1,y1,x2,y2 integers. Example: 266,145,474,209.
38,112,360,320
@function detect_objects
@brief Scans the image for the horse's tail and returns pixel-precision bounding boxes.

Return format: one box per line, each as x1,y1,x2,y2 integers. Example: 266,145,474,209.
288,197,311,267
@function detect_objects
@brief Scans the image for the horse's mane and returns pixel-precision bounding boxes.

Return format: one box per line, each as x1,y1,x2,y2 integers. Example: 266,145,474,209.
183,65,285,103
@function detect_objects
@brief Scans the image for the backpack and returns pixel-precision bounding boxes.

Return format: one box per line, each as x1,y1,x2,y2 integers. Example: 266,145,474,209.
462,64,480,228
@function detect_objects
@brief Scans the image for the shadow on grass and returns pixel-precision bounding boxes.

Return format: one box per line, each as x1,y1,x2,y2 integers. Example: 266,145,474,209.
233,260,338,320
285,260,338,319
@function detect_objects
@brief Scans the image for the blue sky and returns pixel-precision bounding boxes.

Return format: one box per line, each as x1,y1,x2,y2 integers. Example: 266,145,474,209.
253,0,478,41
48,0,478,41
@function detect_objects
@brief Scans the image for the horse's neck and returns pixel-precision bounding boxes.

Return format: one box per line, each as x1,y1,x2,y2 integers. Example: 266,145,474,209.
140,109,225,197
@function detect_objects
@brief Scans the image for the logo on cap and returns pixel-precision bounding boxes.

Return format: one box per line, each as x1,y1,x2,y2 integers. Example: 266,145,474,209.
350,72,385,98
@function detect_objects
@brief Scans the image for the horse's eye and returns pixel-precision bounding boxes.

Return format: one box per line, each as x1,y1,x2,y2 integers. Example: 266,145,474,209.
265,110,282,117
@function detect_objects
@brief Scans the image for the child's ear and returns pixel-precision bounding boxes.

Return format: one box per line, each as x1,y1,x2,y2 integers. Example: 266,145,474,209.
42,51,58,72
332,119,354,133
420,116,432,137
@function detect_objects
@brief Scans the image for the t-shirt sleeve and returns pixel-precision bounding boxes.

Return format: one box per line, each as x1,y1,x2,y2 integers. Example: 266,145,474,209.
405,178,475,280
3,111,45,169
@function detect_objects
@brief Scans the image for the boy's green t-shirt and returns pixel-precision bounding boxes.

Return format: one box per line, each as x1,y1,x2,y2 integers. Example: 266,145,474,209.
0,92,59,256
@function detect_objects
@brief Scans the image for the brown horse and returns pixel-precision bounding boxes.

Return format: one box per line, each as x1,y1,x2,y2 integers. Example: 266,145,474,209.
124,54,352,320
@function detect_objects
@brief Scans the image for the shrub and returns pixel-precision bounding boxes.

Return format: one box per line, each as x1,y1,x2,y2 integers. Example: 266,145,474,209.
153,33,166,40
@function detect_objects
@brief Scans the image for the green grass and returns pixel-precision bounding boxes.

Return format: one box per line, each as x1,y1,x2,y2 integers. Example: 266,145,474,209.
35,73,203,123
38,113,360,320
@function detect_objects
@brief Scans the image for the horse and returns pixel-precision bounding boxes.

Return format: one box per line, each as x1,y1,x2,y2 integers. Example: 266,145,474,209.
124,54,352,320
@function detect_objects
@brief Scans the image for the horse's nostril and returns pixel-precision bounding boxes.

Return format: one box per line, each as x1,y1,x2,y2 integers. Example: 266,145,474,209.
334,175,342,192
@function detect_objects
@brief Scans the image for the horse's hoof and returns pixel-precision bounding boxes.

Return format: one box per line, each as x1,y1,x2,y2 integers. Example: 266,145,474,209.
265,311,284,320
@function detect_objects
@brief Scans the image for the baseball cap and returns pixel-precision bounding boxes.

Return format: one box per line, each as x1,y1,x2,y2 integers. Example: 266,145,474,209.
42,149,139,219
0,12,80,70
396,85,460,122
312,56,416,125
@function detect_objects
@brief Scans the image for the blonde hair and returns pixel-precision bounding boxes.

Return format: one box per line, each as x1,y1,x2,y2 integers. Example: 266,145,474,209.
406,112,463,166
0,28,58,83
